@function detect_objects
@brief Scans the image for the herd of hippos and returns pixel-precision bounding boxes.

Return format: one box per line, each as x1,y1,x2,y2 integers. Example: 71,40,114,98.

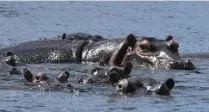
0,32,197,96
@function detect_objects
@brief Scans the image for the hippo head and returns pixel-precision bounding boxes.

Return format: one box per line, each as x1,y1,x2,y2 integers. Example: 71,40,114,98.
133,35,196,70
58,71,70,83
116,79,137,93
5,52,16,67
115,78,175,96
108,62,133,85
33,73,49,83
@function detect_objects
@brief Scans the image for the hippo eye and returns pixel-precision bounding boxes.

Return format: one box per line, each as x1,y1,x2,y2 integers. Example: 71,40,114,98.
139,40,150,51
139,40,157,52
139,44,150,51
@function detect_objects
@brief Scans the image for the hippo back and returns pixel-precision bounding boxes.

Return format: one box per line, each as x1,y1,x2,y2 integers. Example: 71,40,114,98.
82,38,125,63
0,39,86,63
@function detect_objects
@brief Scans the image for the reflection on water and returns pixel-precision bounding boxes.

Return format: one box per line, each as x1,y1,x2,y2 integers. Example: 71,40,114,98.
1,1,209,112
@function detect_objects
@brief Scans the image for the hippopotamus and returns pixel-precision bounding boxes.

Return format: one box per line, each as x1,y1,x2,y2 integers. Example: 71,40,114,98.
79,62,132,84
125,35,195,70
0,32,196,70
114,76,175,95
105,63,175,95
84,61,174,95
0,52,21,74
0,58,16,74
22,68,72,88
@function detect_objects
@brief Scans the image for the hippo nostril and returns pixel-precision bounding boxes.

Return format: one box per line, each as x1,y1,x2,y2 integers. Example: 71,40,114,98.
35,76,40,80
6,52,13,56
118,84,122,89
117,84,123,91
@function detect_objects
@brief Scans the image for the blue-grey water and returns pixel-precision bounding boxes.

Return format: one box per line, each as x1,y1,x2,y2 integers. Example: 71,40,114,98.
1,1,209,112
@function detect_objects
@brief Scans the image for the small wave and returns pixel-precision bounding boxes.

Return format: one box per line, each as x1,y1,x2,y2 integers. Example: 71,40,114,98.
0,9,20,18
121,107,137,111
0,110,13,112
0,3,20,18
13,106,31,110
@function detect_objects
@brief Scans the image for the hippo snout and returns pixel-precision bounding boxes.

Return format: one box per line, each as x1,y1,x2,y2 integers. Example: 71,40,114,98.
168,60,196,70
116,79,136,93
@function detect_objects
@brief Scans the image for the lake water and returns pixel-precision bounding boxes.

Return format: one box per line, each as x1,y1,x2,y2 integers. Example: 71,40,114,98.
1,1,209,112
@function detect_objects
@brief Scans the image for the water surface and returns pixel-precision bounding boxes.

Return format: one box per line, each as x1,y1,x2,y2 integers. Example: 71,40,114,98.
1,2,209,112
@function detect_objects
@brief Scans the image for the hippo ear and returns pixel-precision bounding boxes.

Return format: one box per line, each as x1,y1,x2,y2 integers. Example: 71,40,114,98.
62,33,67,40
64,71,70,78
126,33,137,48
5,54,16,67
123,62,132,75
6,52,13,56
23,69,33,82
165,35,173,41
108,71,120,85
165,78,175,90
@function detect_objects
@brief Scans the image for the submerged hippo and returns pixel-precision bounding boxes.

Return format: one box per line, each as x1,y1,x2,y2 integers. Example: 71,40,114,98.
0,32,196,70
106,63,175,95
0,58,17,74
22,68,72,88
0,52,21,74
114,77,175,95
79,62,132,84
85,61,175,95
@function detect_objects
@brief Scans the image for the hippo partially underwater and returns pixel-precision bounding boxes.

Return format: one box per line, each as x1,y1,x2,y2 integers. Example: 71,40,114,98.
0,32,196,70
114,76,174,95
22,68,73,90
0,52,22,74
21,61,174,96
80,61,175,95
79,61,133,84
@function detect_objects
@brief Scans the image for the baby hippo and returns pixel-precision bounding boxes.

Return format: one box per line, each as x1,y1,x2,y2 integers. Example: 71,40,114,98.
22,68,70,85
79,62,133,84
114,76,175,95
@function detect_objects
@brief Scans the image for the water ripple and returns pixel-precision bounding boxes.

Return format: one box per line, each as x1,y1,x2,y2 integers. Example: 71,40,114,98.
0,1,209,112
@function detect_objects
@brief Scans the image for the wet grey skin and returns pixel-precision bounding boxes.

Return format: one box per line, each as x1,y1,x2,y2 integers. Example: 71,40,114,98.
122,35,196,70
22,68,73,90
5,52,16,67
22,68,71,86
0,58,19,74
0,33,196,70
79,62,132,84
58,71,70,84
115,76,175,96
0,52,21,75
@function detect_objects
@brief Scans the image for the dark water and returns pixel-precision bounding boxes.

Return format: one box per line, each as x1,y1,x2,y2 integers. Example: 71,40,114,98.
1,1,209,112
